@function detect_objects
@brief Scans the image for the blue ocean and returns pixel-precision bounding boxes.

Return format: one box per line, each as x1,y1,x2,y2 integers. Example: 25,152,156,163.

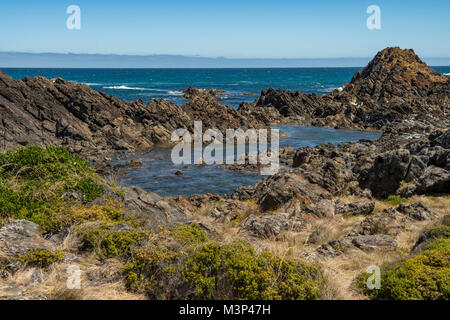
3,67,449,196
5,67,448,108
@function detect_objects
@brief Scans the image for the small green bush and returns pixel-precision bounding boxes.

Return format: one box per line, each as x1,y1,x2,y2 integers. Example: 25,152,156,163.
124,225,325,300
18,249,65,268
124,224,209,297
425,238,450,251
76,222,148,259
76,178,104,203
356,238,450,300
383,195,407,206
427,226,450,240
182,241,323,300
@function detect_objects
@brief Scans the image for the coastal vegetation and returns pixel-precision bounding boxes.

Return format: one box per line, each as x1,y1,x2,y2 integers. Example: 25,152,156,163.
0,146,329,300
0,47,448,300
356,226,450,300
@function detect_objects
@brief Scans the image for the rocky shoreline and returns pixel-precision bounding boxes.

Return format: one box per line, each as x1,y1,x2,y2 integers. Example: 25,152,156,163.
0,47,449,300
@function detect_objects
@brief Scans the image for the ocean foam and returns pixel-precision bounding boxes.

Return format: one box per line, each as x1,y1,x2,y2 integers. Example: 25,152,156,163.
444,73,450,76
103,85,152,90
167,90,183,95
103,86,184,95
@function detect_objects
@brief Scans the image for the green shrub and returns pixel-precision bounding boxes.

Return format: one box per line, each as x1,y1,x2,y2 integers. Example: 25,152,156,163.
383,195,407,206
124,224,209,298
182,241,323,300
427,226,450,240
76,221,148,259
356,238,450,300
425,238,450,251
18,249,65,268
124,225,325,300
76,178,104,203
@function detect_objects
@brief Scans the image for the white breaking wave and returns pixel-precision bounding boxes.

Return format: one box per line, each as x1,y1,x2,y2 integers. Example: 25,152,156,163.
103,85,152,90
167,90,183,95
443,73,450,76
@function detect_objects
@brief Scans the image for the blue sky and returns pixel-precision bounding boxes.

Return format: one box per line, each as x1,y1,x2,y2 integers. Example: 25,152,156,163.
1,0,449,58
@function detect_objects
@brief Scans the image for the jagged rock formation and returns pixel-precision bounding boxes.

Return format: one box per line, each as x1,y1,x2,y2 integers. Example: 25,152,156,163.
240,47,450,130
231,129,449,220
1,47,448,158
0,73,265,158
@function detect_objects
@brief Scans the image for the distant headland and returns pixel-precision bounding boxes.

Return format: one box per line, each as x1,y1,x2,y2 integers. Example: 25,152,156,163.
1,51,450,68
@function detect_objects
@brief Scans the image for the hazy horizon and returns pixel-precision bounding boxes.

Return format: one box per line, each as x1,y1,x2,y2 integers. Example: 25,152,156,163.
2,52,450,69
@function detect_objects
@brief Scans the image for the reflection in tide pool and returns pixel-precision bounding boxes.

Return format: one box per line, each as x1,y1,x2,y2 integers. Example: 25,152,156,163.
113,126,381,197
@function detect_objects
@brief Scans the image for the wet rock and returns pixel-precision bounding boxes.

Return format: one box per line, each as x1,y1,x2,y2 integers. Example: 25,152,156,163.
113,159,143,171
174,170,183,176
181,87,224,101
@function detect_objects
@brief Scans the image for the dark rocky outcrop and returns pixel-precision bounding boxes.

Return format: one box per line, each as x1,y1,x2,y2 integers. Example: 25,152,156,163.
359,149,411,198
240,47,449,131
397,202,436,221
0,73,266,158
